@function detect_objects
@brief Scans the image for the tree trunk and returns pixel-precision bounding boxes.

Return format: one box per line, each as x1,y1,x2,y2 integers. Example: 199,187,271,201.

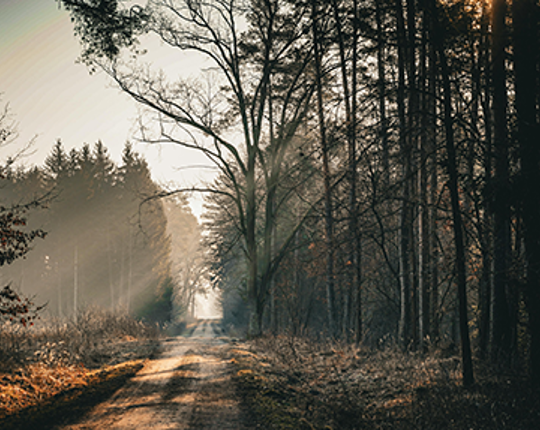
331,0,359,342
57,262,63,317
247,148,260,335
478,3,493,361
418,12,430,349
426,26,439,343
106,230,115,309
127,225,132,313
352,0,362,344
74,245,79,318
406,0,420,351
396,0,413,349
491,0,513,365
312,0,336,337
375,0,389,188
426,0,475,386
512,0,540,386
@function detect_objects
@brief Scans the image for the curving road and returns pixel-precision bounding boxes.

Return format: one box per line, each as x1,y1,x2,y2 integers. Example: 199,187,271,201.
60,320,247,430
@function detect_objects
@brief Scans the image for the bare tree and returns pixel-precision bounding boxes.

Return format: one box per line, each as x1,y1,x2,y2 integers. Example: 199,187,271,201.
424,0,474,387
60,0,316,335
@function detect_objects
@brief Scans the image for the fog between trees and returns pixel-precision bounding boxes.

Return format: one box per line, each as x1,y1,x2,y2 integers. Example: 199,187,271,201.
0,140,202,324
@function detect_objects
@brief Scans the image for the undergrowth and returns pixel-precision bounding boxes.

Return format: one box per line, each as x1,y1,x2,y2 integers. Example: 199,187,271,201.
0,308,158,370
1,360,143,430
0,308,159,426
230,335,540,429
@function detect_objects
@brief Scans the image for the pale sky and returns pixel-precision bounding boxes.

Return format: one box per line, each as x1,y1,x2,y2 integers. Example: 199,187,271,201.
0,0,214,218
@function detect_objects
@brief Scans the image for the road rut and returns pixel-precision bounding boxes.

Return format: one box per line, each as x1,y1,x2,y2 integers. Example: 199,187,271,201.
60,320,248,430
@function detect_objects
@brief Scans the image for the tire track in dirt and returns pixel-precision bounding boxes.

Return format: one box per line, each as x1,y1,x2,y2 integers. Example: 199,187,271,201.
59,320,248,430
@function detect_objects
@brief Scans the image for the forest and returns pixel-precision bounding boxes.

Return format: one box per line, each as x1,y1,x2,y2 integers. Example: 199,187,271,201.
1,0,540,425
0,138,202,323
58,0,540,387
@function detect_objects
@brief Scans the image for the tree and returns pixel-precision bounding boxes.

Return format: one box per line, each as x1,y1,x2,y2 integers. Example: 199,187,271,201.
164,195,204,320
512,0,540,385
5,139,173,317
54,1,540,389
490,0,513,365
311,0,337,337
0,195,47,327
395,0,413,350
0,200,46,268
0,102,47,325
424,0,474,386
60,0,317,335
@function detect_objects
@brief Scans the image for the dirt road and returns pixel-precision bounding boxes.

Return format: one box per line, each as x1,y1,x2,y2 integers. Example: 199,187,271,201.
60,320,248,430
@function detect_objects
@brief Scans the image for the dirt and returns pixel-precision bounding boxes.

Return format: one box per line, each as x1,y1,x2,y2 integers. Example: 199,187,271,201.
58,320,249,430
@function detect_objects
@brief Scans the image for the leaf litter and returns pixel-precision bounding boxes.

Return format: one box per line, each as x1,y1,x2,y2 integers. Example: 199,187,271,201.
230,335,540,429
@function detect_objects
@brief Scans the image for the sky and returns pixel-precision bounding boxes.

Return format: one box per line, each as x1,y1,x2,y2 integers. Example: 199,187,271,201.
0,0,214,218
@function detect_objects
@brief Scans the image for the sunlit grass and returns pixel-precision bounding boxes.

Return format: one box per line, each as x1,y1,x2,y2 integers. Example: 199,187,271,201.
0,308,159,427
0,360,144,430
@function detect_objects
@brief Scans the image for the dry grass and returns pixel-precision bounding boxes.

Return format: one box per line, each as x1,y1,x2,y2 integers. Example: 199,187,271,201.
0,308,158,370
0,360,144,430
230,335,540,429
0,362,88,418
0,309,159,427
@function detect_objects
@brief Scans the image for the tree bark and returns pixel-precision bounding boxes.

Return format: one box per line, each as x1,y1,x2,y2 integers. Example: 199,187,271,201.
478,3,493,361
375,0,389,188
418,11,430,349
512,0,540,386
491,0,513,365
312,0,336,337
74,245,79,319
396,0,413,349
352,0,362,344
426,23,439,343
331,0,360,341
426,0,475,386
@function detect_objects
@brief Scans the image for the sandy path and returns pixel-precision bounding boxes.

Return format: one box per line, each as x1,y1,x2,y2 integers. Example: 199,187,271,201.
59,320,247,430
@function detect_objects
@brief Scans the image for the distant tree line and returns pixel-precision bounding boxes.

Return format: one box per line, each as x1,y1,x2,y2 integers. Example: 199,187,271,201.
1,139,200,324
58,0,540,386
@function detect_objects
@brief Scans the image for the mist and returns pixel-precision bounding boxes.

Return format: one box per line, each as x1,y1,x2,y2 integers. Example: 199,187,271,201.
0,140,204,326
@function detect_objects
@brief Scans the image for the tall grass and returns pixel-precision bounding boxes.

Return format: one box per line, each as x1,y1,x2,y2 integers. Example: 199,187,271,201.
0,308,158,370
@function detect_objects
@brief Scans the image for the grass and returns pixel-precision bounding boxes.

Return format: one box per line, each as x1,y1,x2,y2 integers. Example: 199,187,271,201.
0,308,160,428
230,335,540,429
0,308,158,370
0,360,144,430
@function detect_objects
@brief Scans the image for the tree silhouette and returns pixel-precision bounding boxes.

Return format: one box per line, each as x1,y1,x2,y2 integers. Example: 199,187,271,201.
0,104,47,325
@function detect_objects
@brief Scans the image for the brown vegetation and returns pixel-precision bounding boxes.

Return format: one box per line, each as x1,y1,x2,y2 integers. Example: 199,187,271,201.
0,309,159,428
231,336,540,429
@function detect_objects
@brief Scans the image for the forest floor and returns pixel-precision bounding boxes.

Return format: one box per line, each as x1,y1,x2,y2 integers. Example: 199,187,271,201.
2,318,539,429
231,336,540,429
0,310,159,429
